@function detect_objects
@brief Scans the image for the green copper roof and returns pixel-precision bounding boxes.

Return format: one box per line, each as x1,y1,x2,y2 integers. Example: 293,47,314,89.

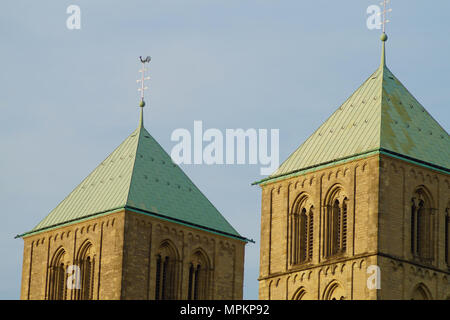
268,39,449,181
22,120,244,240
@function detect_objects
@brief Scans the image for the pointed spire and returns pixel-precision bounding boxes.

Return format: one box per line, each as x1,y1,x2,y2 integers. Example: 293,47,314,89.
139,99,145,128
137,56,151,128
380,32,388,68
379,0,391,68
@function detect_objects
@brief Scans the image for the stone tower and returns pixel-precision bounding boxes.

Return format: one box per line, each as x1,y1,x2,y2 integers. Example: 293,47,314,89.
256,35,450,300
18,92,248,300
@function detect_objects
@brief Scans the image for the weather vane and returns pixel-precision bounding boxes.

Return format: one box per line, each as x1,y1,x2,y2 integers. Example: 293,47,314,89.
137,56,151,108
379,0,392,35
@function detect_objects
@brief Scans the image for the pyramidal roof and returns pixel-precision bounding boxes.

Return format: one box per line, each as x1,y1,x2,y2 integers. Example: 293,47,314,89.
20,115,246,241
263,36,449,183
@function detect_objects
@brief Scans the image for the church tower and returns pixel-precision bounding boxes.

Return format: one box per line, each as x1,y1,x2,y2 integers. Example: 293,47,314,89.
18,58,249,300
256,33,450,300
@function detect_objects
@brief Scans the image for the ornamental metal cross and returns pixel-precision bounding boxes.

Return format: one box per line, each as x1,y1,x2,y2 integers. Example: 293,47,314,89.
137,56,151,106
379,0,392,33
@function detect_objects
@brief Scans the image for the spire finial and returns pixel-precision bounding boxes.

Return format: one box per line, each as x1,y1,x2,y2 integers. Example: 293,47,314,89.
137,56,151,127
379,0,391,67
379,0,392,35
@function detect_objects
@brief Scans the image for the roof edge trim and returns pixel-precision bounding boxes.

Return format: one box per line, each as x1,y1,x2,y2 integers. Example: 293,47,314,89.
379,149,449,173
252,149,380,186
16,205,254,244
125,126,143,205
15,206,126,239
125,206,253,243
253,148,449,186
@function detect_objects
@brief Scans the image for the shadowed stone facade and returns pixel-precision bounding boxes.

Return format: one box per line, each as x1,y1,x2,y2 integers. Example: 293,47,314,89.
20,209,245,300
258,151,449,300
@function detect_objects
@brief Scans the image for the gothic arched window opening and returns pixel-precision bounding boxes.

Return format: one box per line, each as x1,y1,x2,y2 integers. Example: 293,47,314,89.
324,187,348,258
48,248,67,300
291,195,314,265
187,250,210,300
155,241,178,300
410,188,435,263
411,283,433,300
75,242,95,300
292,287,307,300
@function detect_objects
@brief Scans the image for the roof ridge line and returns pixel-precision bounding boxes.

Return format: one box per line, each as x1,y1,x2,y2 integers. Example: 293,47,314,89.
254,145,449,186
121,126,243,238
378,59,387,150
125,126,144,205
378,32,388,150
124,206,253,243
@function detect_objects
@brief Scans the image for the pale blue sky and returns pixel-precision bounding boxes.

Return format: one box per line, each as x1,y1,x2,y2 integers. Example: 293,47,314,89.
1,1,449,299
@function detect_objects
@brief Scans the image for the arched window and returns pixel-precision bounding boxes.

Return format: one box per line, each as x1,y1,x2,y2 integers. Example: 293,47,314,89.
187,250,210,300
322,280,345,300
342,200,348,251
292,287,307,300
155,241,179,300
75,242,95,300
410,188,435,263
411,283,432,300
291,195,314,265
48,248,67,300
332,200,340,255
308,211,314,261
300,208,308,262
324,187,348,258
